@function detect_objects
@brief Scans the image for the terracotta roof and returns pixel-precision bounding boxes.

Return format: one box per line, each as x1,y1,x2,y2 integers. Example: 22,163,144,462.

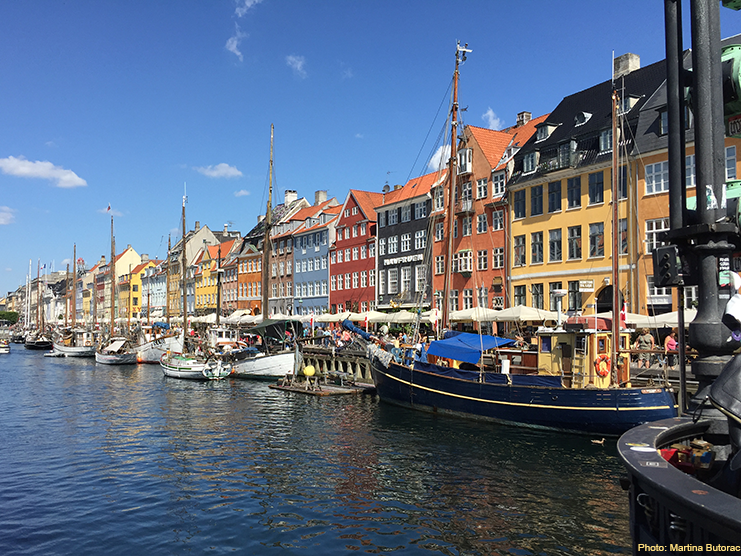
207,239,236,260
466,126,517,168
347,189,386,222
374,170,447,208
505,113,549,148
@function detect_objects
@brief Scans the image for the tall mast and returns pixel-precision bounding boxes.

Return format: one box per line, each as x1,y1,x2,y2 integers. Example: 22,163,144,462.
216,242,222,327
182,190,188,331
110,215,116,330
65,263,70,327
72,244,77,329
611,88,620,385
261,124,274,318
441,42,470,331
36,259,41,330
166,235,171,326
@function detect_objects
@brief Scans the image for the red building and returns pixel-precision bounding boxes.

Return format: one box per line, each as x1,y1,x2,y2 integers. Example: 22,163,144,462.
329,189,389,313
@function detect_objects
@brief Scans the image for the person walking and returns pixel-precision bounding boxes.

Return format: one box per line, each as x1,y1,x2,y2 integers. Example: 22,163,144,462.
634,328,655,369
664,329,678,371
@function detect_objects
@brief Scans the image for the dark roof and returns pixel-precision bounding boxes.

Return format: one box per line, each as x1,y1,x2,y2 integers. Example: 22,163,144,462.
242,199,303,245
509,58,666,186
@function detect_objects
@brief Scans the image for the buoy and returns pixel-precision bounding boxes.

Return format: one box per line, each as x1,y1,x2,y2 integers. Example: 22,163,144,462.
303,365,315,377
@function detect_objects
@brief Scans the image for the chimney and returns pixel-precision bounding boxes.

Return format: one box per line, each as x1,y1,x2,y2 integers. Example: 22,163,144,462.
284,190,298,205
516,111,532,127
614,53,640,79
195,221,200,231
224,224,228,233
141,254,149,263
393,184,402,190
258,214,265,223
315,190,327,205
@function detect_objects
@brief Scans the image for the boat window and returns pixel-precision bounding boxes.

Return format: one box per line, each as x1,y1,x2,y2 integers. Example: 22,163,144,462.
598,337,607,354
540,336,551,353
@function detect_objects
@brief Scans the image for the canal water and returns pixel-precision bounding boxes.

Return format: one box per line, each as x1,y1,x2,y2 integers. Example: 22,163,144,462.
0,348,631,555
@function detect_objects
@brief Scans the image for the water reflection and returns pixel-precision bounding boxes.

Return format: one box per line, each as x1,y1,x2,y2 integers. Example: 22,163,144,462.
0,350,630,555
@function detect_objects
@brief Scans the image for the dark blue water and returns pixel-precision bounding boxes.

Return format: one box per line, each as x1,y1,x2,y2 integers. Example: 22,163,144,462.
0,348,630,555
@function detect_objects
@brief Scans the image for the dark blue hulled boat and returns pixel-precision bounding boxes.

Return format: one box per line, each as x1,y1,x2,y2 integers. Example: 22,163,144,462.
368,326,677,437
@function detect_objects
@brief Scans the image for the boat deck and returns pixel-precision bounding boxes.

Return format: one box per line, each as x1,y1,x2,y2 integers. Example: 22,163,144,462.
269,381,376,396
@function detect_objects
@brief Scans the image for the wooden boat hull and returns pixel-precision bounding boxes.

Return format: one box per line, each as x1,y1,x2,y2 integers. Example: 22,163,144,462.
133,335,183,364
95,351,138,365
160,354,232,380
368,347,677,436
231,351,294,379
24,340,53,350
52,341,95,357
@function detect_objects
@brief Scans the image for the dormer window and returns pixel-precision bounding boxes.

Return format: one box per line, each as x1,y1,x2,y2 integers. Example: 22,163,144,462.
536,122,559,141
618,95,639,115
458,148,472,174
599,129,613,152
523,152,537,174
575,112,592,126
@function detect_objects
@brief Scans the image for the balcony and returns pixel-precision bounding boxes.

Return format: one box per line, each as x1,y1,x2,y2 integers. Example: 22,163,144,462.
455,198,474,215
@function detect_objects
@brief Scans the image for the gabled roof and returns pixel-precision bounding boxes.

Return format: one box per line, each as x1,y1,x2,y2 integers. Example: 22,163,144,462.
374,170,446,209
346,189,386,222
466,126,516,168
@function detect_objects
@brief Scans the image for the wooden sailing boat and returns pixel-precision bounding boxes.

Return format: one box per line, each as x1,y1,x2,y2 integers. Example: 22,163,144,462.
52,244,96,357
366,42,677,436
231,124,301,379
25,259,53,350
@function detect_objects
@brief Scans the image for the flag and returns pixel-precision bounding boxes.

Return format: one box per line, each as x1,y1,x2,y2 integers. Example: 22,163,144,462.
106,204,111,213
310,314,314,329
620,302,627,325
364,314,369,332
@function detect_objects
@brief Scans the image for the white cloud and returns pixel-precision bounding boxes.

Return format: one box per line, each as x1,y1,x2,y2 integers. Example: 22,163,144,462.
235,0,262,17
234,189,250,197
482,107,504,130
0,206,15,225
226,24,247,61
427,144,450,172
0,155,87,188
194,163,243,178
286,55,307,79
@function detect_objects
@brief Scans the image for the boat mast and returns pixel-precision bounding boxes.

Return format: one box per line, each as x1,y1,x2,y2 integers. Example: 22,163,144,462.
441,43,469,332
65,262,69,327
182,191,188,332
216,242,222,327
72,244,77,329
166,235,171,327
261,124,274,318
110,215,116,332
36,259,41,331
611,87,620,385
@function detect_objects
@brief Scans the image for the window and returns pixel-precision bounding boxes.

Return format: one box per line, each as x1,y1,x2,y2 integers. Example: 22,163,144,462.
360,245,367,259
279,261,284,276
549,281,563,311
617,165,628,200
331,275,336,291
568,280,582,311
352,206,358,215
352,247,358,260
493,248,504,269
453,250,473,273
307,259,313,272
686,154,696,188
388,209,398,226
531,283,544,309
462,216,472,236
646,218,670,253
415,265,427,292
435,256,445,275
476,178,488,199
435,222,444,242
588,171,604,204
414,202,427,219
599,129,612,152
589,222,604,257
514,235,526,266
463,289,473,310
379,211,386,227
524,152,537,173
549,229,562,262
492,210,504,230
353,225,358,237
646,161,669,194
344,228,350,240
514,190,526,219
330,252,336,264
388,235,398,254
548,181,561,212
388,268,398,294
566,176,581,208
458,148,472,173
369,242,375,258
492,172,505,196
461,181,472,201
449,290,459,312
567,226,581,260
345,274,351,289
434,187,444,211
401,205,412,222
360,223,367,235
400,233,411,252
477,249,488,271
514,285,526,306
378,238,385,256
352,272,359,289
414,230,426,250
401,267,411,293
531,185,543,216
477,213,487,234
619,218,628,255
727,146,737,180
360,271,367,288
477,286,488,308
337,250,343,263
378,270,385,295
531,231,543,264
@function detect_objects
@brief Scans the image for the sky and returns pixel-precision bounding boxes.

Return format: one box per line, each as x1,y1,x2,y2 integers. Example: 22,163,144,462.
1,0,739,297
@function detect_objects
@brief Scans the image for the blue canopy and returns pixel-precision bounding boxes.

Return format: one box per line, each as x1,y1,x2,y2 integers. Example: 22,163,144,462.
426,332,515,364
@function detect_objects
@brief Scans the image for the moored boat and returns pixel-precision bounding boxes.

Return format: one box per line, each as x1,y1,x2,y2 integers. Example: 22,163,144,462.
95,337,138,365
230,319,301,379
24,333,53,351
52,328,96,357
160,352,232,380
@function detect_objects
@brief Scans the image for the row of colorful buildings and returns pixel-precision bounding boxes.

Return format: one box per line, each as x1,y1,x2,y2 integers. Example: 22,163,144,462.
7,37,741,327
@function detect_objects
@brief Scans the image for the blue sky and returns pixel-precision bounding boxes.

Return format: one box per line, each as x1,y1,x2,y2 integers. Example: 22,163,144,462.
1,0,739,297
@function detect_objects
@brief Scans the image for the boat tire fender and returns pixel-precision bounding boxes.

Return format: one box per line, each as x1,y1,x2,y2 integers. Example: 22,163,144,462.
594,354,611,377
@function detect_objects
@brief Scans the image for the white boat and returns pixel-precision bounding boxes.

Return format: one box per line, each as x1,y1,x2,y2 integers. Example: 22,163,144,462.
52,328,96,357
132,331,183,364
95,337,138,365
0,339,9,354
160,352,232,380
231,349,294,379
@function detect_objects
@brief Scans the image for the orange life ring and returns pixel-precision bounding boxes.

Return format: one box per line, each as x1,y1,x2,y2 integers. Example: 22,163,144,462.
594,354,611,377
